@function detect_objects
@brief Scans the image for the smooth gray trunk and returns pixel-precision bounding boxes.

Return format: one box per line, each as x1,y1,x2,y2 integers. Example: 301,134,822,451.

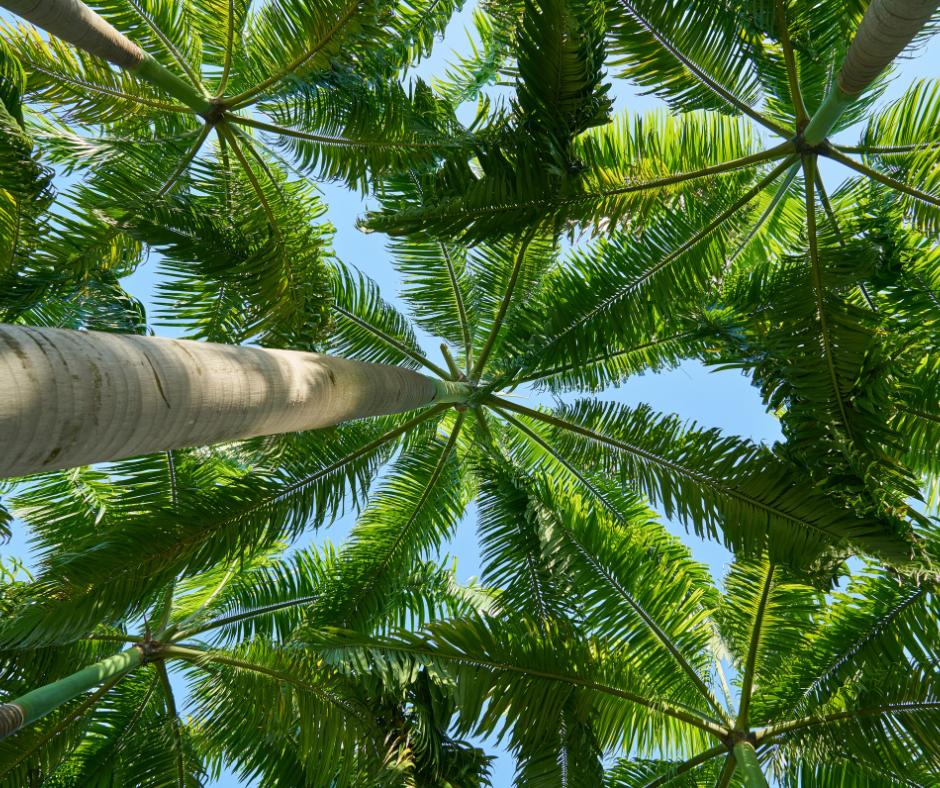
0,0,142,69
804,0,940,144
839,0,940,94
0,325,460,478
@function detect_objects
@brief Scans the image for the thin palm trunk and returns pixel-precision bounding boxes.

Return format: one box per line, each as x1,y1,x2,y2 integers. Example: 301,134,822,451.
0,324,468,478
804,0,940,144
732,741,769,788
0,646,143,740
0,0,212,112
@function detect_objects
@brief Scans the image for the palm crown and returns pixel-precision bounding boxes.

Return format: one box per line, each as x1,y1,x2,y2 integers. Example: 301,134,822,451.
0,0,467,342
0,450,495,786
365,0,940,538
1,0,940,783
315,470,940,788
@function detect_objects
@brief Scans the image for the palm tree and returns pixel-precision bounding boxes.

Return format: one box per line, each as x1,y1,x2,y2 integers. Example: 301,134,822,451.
0,0,933,708
1,0,937,779
0,455,492,785
0,0,466,201
0,322,470,477
0,0,471,364
1,0,919,590
0,29,468,479
2,217,917,674
363,0,940,546
311,464,940,788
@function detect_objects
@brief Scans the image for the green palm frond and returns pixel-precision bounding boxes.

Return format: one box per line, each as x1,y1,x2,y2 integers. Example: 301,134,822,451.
603,755,739,788
93,0,206,84
181,639,373,788
508,691,605,788
380,174,478,354
0,36,26,123
476,456,577,623
188,0,250,83
748,0,888,134
893,353,940,508
603,0,767,127
27,115,204,177
229,0,387,102
848,79,940,234
41,670,203,787
326,262,430,368
313,614,719,758
362,110,770,241
485,218,743,395
1,21,187,122
172,543,490,644
467,232,556,368
724,165,805,276
476,453,726,721
229,0,465,108
305,412,469,631
770,564,940,722
123,156,333,348
514,0,610,153
719,197,925,526
0,46,54,277
714,559,823,726
533,398,911,567
858,79,940,156
362,0,617,241
767,667,940,779
0,419,412,646
432,3,519,105
252,74,469,191
778,758,937,788
0,668,176,787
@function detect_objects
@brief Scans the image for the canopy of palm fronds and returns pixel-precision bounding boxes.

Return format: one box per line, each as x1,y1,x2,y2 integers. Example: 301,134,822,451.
2,0,940,783
314,475,940,788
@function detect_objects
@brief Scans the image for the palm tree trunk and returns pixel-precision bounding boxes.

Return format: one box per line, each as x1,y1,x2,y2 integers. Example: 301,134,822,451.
732,741,769,788
839,0,940,94
0,0,212,112
804,0,940,144
0,646,142,741
0,324,468,479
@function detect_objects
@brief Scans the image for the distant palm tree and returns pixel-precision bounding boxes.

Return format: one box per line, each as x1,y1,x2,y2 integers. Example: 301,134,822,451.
314,465,940,788
0,0,465,196
366,0,940,546
0,468,491,786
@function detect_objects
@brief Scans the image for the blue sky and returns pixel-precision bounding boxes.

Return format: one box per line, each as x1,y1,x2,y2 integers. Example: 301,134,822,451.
2,2,938,784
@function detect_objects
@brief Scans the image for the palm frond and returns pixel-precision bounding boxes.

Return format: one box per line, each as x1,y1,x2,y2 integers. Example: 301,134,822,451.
313,614,721,758
1,21,188,122
326,261,431,369
303,412,468,632
513,398,912,568
604,0,771,131
127,157,333,348
0,418,413,646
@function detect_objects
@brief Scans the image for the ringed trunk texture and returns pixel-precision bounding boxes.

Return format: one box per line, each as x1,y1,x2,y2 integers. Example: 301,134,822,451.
0,0,143,69
0,324,450,479
0,646,142,741
805,0,940,143
838,0,940,95
1,0,213,111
